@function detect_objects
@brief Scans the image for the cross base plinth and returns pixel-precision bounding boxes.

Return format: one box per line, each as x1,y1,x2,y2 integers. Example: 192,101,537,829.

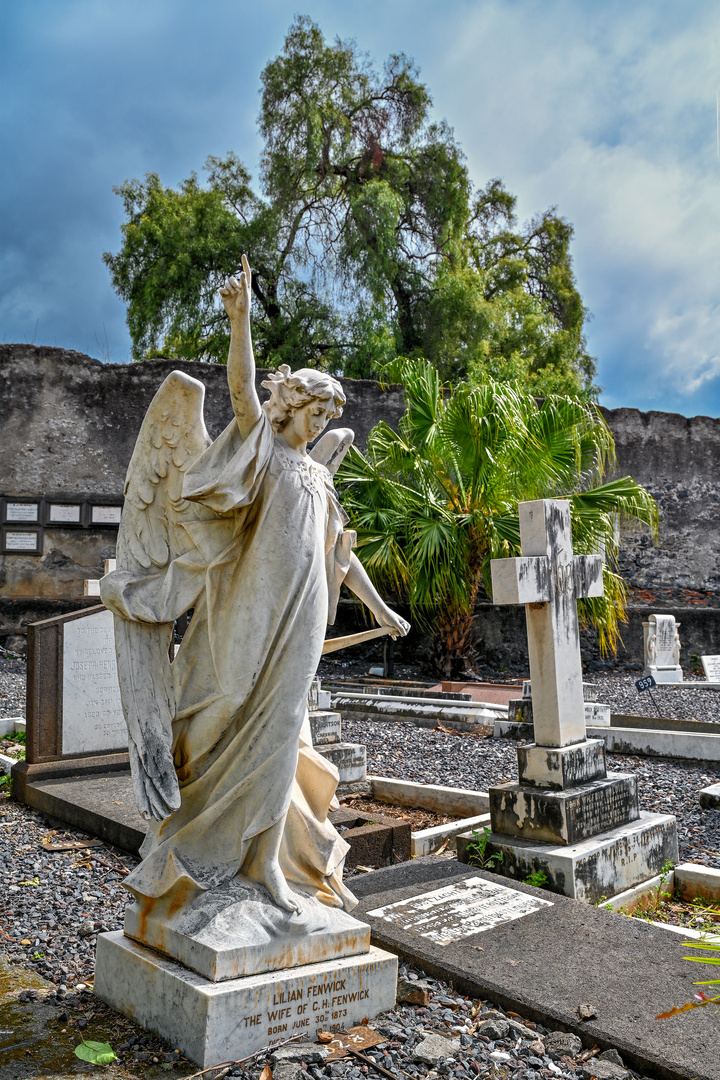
517,739,606,789
459,812,678,903
489,773,639,846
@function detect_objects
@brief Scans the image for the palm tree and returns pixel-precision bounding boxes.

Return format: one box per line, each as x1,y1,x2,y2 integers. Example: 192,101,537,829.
337,358,658,677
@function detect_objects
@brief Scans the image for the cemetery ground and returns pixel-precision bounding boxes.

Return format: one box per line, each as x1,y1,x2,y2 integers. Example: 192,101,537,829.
2,655,720,1078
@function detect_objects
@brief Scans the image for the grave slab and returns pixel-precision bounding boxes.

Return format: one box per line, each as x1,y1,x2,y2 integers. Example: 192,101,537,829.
351,856,720,1080
19,771,146,852
95,932,397,1069
517,739,606,789
308,710,342,745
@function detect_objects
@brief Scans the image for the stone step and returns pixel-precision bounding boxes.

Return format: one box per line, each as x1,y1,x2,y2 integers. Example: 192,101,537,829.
489,773,639,846
315,742,367,783
308,710,342,746
458,809,678,902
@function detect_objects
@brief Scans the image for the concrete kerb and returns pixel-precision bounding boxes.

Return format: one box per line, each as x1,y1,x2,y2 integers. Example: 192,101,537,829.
367,776,491,856
495,718,720,762
699,781,720,808
333,696,498,733
0,716,24,737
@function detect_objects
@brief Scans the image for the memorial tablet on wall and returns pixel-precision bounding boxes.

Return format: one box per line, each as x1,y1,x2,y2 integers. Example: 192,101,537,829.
90,504,122,525
47,502,83,525
1,527,42,555
4,501,40,523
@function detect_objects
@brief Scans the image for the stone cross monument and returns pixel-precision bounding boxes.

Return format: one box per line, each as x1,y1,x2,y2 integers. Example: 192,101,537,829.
491,499,602,749
485,498,677,901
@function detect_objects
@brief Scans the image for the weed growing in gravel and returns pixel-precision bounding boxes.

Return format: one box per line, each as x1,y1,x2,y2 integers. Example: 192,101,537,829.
466,827,503,871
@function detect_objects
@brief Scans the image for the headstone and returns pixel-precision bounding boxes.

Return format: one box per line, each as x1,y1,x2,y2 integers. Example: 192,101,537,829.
701,656,720,682
11,605,129,802
61,608,125,754
643,614,682,683
487,499,677,900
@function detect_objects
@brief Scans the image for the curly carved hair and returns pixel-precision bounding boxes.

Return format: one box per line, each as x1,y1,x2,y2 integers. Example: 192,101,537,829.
261,365,346,433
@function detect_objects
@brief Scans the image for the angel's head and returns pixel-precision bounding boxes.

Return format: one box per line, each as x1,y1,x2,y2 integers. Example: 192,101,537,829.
261,365,346,440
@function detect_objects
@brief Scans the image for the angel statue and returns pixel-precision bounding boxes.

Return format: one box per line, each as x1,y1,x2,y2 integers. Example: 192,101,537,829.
101,255,409,927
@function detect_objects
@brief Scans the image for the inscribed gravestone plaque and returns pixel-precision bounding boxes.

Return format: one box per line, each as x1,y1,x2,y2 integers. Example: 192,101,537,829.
62,608,127,754
367,876,553,945
702,656,720,681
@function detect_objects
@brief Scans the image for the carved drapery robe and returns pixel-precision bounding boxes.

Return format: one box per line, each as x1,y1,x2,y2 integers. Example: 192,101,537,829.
102,413,357,910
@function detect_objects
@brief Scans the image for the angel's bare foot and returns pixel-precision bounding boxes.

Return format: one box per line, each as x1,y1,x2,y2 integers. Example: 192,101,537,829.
242,819,302,914
259,862,304,915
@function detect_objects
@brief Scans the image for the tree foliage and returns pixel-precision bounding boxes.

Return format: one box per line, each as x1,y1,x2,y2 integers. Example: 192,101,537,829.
105,16,598,396
337,359,656,676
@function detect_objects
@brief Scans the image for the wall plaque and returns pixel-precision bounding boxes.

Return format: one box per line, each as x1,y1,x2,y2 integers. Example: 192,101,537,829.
2,528,42,555
5,502,39,523
367,876,553,944
48,503,82,524
91,505,122,525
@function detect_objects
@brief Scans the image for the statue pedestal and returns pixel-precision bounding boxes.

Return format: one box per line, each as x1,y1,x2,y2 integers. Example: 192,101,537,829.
96,932,397,1068
123,876,371,981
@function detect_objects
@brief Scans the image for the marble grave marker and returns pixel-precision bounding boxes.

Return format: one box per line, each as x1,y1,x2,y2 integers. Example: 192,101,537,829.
484,498,678,900
643,614,682,684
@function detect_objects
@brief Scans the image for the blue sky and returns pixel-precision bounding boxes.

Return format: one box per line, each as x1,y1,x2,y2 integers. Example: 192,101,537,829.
1,0,719,416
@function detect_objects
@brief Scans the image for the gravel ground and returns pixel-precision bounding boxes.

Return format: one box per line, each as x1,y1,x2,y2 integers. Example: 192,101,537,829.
587,671,720,723
0,649,26,718
0,654,716,1077
2,959,645,1080
342,715,720,868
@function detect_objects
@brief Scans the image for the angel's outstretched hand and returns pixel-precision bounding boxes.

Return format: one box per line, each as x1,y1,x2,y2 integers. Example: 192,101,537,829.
219,253,252,323
377,607,411,639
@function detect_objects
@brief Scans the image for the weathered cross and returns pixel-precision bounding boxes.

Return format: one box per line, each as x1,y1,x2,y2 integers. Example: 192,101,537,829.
491,499,603,748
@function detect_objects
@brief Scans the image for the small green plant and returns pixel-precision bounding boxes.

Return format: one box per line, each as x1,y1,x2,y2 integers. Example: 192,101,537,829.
657,933,720,1018
74,1038,117,1065
0,774,11,795
466,827,503,870
19,876,39,887
12,730,26,745
524,870,549,889
690,653,704,676
32,951,44,960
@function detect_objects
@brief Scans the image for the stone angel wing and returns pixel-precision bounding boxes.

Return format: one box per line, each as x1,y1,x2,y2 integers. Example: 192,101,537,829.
309,427,354,474
101,371,212,821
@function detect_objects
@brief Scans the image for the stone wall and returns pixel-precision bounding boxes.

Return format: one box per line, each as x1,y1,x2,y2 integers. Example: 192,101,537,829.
2,343,720,665
0,344,404,619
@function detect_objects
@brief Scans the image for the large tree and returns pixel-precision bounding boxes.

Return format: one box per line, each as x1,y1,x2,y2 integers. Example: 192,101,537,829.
104,16,597,396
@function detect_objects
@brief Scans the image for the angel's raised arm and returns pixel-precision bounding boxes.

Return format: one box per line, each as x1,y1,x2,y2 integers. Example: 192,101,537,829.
220,254,262,440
